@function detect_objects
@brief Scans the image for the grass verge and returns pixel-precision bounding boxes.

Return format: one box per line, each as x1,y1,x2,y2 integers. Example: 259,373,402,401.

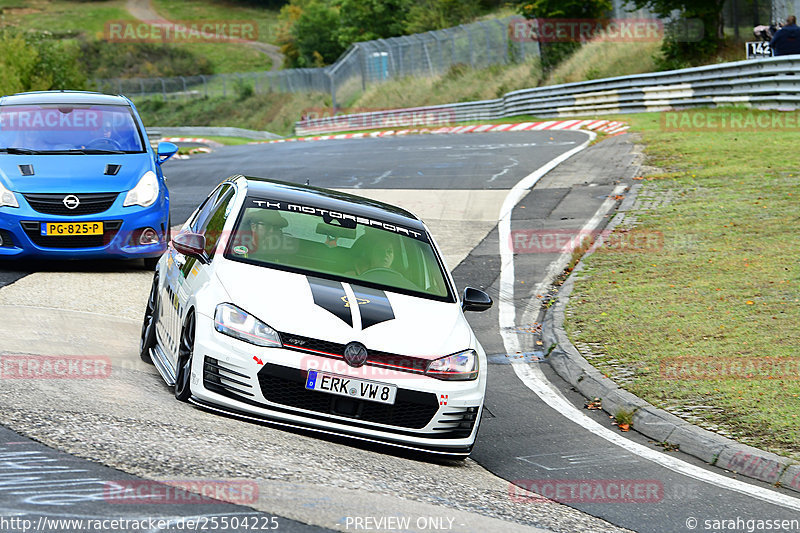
135,91,331,137
133,58,548,136
563,109,800,459
183,135,257,145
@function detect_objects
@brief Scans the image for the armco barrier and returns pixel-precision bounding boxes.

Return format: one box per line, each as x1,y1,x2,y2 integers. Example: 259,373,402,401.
295,56,800,135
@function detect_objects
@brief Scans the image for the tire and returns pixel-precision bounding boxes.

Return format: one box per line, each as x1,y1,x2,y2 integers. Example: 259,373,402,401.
174,311,195,402
139,274,159,363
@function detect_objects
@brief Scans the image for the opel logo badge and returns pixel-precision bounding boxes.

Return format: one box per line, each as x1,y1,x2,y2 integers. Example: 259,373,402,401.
343,342,368,368
63,195,80,210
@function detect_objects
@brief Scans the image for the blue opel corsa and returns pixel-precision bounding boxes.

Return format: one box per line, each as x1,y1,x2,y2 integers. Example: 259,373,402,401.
0,91,177,268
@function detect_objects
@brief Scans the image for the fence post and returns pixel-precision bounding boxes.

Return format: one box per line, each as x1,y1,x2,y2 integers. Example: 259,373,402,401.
467,25,475,67
200,75,207,97
328,69,337,109
422,38,434,77
477,21,491,66
358,43,366,91
159,78,166,101
181,76,187,100
434,31,444,73
497,19,509,64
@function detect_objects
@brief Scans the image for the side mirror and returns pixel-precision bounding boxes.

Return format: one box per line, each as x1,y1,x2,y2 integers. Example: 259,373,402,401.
172,231,206,260
462,287,493,312
156,141,179,164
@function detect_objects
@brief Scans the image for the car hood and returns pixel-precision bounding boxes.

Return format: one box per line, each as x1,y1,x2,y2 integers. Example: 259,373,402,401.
0,154,152,193
215,259,472,359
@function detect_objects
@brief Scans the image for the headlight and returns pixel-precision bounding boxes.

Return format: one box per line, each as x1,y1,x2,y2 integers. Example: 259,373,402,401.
123,171,159,207
426,349,478,381
214,303,281,348
0,181,18,208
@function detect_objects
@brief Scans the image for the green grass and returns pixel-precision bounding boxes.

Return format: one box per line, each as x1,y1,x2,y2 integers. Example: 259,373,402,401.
545,39,662,85
151,0,280,73
176,42,271,74
344,59,543,110
0,0,272,74
152,0,280,45
132,58,548,137
190,135,257,145
135,91,331,137
564,109,800,459
1,0,136,36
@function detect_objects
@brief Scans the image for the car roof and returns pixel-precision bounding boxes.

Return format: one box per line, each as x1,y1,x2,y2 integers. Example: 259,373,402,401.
235,176,427,232
0,91,130,106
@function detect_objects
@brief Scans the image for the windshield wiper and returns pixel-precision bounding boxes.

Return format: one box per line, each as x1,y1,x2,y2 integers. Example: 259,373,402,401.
16,149,126,155
0,147,40,154
80,149,127,154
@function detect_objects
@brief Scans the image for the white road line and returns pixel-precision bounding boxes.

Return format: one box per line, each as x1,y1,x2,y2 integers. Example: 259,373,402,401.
496,131,800,512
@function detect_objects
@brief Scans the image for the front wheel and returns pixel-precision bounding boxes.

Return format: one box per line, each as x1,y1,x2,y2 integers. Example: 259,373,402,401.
174,312,195,402
139,274,159,363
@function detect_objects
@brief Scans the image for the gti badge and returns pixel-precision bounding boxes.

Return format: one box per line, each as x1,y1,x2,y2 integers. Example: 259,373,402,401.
63,195,80,210
343,342,368,368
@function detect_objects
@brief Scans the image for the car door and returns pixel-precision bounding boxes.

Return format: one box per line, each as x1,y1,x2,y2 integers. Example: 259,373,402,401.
158,183,235,370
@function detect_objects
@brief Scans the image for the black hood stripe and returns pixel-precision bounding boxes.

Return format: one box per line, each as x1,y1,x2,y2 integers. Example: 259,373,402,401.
352,285,395,329
308,277,352,327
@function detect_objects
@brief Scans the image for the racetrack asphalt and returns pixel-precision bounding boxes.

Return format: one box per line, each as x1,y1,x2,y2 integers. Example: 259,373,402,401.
0,131,625,532
2,130,799,531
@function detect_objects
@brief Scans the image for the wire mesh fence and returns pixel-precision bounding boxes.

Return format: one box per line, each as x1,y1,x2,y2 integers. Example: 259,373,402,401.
93,16,540,107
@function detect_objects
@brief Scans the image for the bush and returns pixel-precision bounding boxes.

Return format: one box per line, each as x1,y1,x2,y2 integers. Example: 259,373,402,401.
78,40,214,79
0,31,87,95
405,0,481,34
233,77,255,100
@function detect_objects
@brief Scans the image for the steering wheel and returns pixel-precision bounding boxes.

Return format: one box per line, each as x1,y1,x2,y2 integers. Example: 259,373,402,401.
361,267,420,290
362,267,396,276
85,138,123,150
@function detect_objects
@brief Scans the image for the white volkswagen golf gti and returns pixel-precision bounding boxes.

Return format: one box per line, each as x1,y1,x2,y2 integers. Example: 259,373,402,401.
140,175,493,456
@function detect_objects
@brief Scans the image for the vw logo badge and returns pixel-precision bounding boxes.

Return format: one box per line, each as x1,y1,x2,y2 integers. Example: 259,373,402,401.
343,342,368,368
63,195,80,210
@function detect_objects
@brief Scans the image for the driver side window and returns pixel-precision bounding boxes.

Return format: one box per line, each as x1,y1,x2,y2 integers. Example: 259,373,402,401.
199,185,235,259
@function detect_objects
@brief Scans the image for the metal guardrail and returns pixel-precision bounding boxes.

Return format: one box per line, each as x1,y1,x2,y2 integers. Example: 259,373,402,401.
294,56,800,135
147,126,282,140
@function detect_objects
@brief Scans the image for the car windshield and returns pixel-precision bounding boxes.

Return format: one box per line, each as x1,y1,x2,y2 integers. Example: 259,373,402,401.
0,103,145,153
224,196,454,301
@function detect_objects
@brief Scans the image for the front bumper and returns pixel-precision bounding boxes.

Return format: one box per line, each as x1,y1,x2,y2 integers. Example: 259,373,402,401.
0,193,169,260
188,313,486,454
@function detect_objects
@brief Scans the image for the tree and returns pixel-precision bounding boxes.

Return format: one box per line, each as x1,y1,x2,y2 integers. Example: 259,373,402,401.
335,0,411,47
628,0,725,68
291,2,345,66
405,0,482,34
517,0,611,19
0,32,86,95
515,0,613,71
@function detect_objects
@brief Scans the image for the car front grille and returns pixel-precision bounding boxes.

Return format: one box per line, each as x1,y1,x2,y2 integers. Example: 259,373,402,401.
258,363,439,429
279,332,429,374
20,220,122,249
23,193,119,216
